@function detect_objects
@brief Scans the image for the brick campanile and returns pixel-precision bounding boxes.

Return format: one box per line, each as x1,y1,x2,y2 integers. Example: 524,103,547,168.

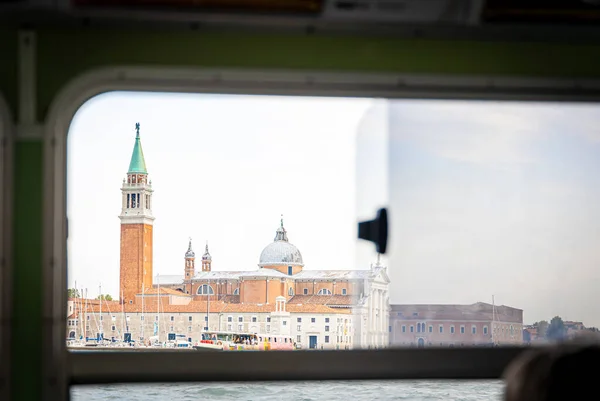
119,123,154,305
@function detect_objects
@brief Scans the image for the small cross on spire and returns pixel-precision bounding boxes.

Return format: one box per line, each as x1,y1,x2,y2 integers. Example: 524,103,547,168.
280,214,284,228
135,122,140,137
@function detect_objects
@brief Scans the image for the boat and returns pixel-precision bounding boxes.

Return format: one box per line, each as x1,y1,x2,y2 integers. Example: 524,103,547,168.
193,331,295,351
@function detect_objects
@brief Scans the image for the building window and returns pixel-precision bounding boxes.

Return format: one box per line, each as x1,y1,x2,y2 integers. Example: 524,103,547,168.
111,325,116,331
288,266,293,275
197,284,214,295
238,324,243,331
227,316,232,322
100,316,103,321
188,316,192,322
311,317,316,323
439,325,443,333
140,316,144,321
188,326,192,332
238,316,243,322
325,326,329,332
483,326,488,335
461,326,465,334
283,321,287,326
288,287,294,296
428,325,433,333
297,335,301,343
472,326,477,334
325,336,330,343
317,288,332,295
325,318,330,323
410,326,414,333
297,317,302,323
252,316,257,323
267,317,271,323
227,324,232,331
266,324,270,332
402,325,406,333
170,316,174,321
233,288,239,295
297,325,301,331
342,288,347,295
303,288,308,295
451,326,455,334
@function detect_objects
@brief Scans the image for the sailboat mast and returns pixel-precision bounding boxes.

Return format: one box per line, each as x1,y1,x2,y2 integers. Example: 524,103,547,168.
99,283,103,339
141,272,145,341
157,273,160,344
84,289,88,340
74,280,79,339
121,289,125,341
491,295,496,345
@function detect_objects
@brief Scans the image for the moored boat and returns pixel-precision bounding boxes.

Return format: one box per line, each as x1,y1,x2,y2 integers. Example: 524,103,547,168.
193,331,295,351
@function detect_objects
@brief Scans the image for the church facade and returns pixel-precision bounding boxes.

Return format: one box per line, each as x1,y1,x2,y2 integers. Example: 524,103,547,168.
67,127,390,350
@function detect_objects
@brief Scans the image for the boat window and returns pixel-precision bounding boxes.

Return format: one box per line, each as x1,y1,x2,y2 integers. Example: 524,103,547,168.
47,64,600,401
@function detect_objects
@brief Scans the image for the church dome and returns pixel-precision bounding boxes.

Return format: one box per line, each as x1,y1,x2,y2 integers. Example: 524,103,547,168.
258,218,304,267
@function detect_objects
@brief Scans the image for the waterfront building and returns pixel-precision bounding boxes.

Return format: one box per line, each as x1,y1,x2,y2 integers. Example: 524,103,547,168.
67,126,390,350
389,302,524,347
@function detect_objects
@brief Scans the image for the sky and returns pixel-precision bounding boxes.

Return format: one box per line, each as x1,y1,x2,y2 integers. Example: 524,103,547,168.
68,92,600,327
384,100,600,327
67,92,375,300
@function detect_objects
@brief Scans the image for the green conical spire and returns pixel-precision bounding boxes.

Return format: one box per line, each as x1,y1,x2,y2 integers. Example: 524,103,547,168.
128,123,148,174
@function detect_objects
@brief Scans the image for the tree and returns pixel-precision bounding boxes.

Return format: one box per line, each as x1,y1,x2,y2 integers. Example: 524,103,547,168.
96,294,113,301
67,288,81,298
546,316,567,341
534,320,549,338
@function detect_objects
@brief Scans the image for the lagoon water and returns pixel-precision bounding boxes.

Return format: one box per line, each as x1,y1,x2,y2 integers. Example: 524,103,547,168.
72,380,504,400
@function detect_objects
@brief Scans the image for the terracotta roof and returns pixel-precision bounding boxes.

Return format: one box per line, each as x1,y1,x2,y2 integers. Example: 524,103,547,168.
139,287,189,296
82,299,352,315
390,302,523,324
67,313,78,319
219,295,240,303
287,295,358,306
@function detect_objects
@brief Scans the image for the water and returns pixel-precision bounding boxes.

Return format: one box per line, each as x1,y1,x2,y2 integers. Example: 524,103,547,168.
72,380,504,400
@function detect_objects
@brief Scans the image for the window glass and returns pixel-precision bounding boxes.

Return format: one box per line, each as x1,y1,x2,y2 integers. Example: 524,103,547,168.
65,92,600,389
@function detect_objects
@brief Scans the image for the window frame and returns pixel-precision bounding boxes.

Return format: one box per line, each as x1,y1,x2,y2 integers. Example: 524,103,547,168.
43,66,600,392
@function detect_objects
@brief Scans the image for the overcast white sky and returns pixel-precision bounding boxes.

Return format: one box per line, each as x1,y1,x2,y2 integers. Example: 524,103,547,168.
67,92,375,300
68,93,600,327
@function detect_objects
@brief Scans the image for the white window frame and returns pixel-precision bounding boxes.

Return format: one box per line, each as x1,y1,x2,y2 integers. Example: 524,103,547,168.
43,65,594,392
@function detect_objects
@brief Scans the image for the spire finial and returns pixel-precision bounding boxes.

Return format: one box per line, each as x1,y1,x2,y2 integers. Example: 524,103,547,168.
280,214,284,228
135,122,140,138
205,240,209,253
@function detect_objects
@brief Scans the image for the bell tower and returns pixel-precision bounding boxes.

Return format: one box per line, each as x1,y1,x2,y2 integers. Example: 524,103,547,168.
184,238,195,294
119,123,154,304
202,242,212,272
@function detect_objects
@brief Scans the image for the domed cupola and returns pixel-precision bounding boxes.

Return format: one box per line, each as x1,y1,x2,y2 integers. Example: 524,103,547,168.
258,217,304,273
